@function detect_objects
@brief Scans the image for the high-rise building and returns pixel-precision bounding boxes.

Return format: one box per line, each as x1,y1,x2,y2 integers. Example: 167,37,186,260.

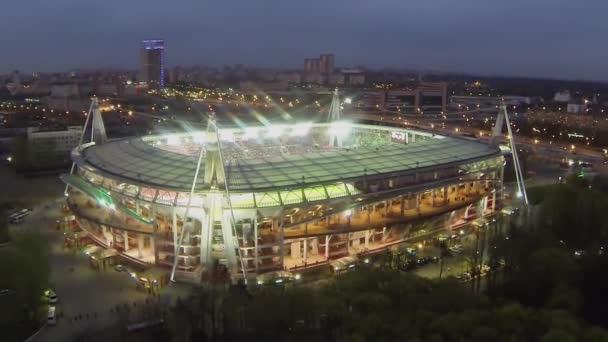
319,54,334,75
139,39,165,89
303,54,336,85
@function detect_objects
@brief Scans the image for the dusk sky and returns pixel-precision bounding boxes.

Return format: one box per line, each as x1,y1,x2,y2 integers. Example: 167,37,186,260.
2,0,607,80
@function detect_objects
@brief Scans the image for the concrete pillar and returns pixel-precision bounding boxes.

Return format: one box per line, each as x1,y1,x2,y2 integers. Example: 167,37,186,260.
152,205,157,223
364,230,370,248
400,196,405,215
280,207,285,269
325,235,330,258
137,234,144,257
254,215,259,273
151,234,158,264
200,208,212,266
311,238,319,255
172,207,178,255
291,241,301,259
405,132,409,144
303,239,308,264
123,231,129,251
498,165,505,203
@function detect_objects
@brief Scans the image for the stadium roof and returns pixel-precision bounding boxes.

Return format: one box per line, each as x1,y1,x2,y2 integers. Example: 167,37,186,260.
74,130,501,193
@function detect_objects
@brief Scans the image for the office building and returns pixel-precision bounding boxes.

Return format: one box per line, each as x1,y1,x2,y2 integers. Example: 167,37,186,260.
139,39,165,89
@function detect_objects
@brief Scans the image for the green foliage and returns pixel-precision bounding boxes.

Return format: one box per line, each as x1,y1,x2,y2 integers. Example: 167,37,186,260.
10,136,31,171
0,232,50,340
161,181,608,341
529,183,608,250
165,268,608,341
591,174,608,194
0,210,9,243
565,171,588,188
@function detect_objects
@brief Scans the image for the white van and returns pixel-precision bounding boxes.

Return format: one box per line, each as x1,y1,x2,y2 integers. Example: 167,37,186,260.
47,306,57,326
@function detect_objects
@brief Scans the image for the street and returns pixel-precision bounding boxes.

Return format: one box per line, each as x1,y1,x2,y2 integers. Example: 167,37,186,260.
1,168,186,341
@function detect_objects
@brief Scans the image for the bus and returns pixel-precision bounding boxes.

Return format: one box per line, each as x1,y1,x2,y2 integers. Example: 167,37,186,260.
8,209,31,224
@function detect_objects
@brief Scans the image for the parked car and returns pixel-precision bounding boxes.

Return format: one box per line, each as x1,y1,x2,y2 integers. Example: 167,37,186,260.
47,306,57,326
449,245,464,254
45,289,58,304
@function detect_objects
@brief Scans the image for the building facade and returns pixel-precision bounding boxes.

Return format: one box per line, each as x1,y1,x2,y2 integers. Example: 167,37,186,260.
139,39,165,90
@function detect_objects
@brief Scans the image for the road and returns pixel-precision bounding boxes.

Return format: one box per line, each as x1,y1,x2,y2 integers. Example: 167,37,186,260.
351,113,606,163
0,167,189,341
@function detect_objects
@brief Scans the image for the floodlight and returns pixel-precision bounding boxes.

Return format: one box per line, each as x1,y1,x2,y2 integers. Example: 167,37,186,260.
192,132,206,144
330,121,352,138
243,127,260,140
219,130,235,142
291,122,312,136
267,125,285,138
166,135,180,146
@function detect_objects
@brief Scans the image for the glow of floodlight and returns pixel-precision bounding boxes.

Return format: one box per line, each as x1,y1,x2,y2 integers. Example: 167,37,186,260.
267,125,285,138
291,122,312,136
219,130,235,142
344,97,352,104
330,121,352,138
243,127,260,140
192,132,206,144
166,135,180,146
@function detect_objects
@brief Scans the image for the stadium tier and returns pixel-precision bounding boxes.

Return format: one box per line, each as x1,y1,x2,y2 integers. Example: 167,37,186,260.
62,122,506,282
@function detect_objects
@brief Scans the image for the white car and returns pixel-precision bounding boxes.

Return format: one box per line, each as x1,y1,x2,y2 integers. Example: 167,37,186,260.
47,306,57,326
45,289,58,304
449,245,464,254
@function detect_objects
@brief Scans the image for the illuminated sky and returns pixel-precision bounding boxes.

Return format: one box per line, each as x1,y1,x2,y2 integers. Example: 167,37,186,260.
2,0,607,80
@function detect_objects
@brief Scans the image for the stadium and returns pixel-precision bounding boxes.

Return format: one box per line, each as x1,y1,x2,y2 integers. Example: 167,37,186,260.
61,99,507,283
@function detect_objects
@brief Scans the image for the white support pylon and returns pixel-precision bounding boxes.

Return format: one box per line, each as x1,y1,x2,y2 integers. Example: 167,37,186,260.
90,98,107,145
170,116,248,284
170,125,206,282
491,105,529,206
328,88,343,147
63,98,97,196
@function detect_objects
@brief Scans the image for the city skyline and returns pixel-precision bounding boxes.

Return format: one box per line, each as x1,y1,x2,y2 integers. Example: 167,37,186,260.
2,0,608,81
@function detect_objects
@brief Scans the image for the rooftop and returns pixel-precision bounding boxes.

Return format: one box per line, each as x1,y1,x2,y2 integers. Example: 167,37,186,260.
73,124,502,193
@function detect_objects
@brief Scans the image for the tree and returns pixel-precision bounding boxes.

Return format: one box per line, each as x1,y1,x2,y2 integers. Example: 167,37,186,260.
0,232,50,341
0,211,9,243
10,136,31,171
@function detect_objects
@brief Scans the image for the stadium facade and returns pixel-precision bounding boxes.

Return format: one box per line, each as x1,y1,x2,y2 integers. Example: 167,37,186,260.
62,111,506,283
